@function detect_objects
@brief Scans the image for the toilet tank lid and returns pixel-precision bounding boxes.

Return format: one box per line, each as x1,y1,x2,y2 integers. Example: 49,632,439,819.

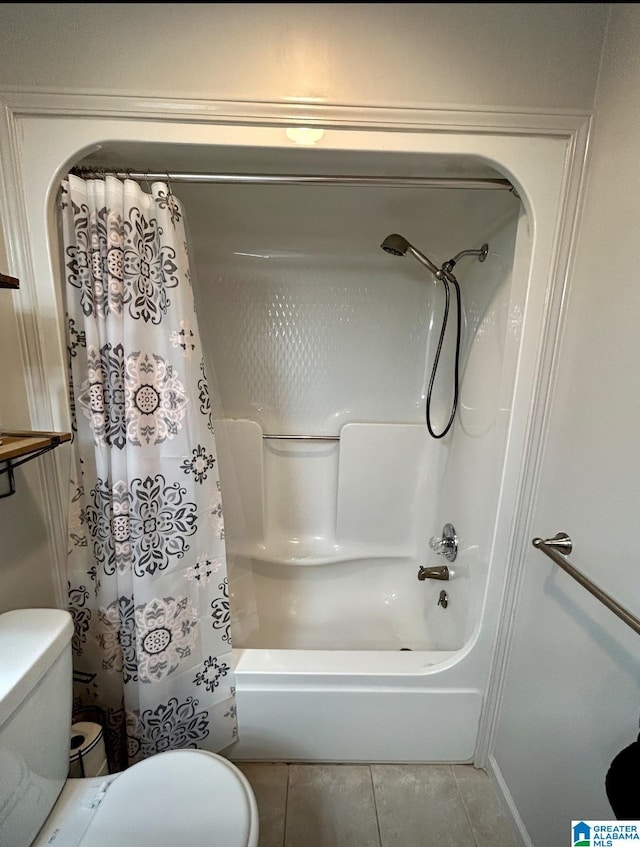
0,608,73,729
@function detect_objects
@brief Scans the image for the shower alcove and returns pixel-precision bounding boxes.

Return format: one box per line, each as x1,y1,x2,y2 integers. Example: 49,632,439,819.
174,167,522,660
6,104,583,762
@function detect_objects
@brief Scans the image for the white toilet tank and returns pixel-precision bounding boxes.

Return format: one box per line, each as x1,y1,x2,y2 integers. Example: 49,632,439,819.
0,608,74,847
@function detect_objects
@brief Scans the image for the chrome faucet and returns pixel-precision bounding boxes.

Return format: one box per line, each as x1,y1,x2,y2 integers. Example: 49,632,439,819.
417,565,450,581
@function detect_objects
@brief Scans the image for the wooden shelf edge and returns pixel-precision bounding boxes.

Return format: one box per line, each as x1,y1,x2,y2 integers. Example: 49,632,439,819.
0,430,72,463
0,272,20,289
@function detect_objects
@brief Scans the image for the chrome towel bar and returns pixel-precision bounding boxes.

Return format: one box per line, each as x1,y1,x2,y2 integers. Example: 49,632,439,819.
532,533,640,636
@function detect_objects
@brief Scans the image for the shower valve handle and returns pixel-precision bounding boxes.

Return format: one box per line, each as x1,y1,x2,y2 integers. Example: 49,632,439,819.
429,536,456,557
429,523,458,562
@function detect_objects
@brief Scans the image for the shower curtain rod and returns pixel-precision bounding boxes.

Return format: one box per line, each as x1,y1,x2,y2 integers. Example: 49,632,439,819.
71,168,514,191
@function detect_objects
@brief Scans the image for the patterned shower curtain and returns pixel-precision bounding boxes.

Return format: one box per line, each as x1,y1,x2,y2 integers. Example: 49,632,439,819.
61,174,236,769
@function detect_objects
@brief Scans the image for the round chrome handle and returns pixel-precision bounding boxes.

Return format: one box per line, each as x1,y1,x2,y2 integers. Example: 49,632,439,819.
429,523,458,562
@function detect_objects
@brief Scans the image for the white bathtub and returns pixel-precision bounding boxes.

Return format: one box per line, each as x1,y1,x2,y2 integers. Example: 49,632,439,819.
230,646,483,763
224,447,483,764
198,187,523,765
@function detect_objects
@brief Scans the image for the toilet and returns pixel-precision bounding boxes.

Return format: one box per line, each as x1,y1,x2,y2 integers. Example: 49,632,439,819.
0,608,259,847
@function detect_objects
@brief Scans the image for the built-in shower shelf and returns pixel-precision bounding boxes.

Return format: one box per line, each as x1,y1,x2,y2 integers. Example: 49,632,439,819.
234,542,414,567
0,430,71,498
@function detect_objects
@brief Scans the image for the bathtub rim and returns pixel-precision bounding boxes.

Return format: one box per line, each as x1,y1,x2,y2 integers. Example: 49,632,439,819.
232,643,470,684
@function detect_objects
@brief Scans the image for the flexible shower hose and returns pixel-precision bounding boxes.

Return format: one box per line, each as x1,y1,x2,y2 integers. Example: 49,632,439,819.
425,274,461,439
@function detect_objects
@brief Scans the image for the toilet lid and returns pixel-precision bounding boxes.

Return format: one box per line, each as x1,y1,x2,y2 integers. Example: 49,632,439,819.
79,749,258,847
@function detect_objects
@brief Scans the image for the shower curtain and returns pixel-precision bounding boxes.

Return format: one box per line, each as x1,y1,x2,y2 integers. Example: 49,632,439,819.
61,174,236,769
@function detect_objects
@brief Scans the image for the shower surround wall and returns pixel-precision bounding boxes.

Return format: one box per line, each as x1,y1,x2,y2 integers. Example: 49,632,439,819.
181,180,523,760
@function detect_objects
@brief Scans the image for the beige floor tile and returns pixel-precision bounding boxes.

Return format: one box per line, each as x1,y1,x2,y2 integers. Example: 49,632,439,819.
285,764,381,847
236,762,289,847
452,765,518,847
371,764,476,847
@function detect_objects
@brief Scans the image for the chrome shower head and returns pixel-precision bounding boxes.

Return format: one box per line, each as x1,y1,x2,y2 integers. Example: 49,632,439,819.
380,233,410,257
380,233,442,277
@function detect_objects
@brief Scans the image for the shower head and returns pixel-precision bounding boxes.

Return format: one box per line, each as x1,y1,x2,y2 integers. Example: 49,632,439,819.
380,233,410,257
380,233,442,277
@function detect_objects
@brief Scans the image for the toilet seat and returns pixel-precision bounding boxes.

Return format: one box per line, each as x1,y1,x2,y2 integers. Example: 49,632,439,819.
33,750,258,847
82,750,257,847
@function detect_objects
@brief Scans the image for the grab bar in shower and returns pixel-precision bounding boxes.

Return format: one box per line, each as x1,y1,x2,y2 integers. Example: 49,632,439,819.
262,434,340,441
532,532,640,636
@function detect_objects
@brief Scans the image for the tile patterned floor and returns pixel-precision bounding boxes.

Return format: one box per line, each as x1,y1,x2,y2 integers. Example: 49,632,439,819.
236,762,518,847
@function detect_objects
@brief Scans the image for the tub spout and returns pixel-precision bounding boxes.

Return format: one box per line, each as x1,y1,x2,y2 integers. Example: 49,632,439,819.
417,565,450,581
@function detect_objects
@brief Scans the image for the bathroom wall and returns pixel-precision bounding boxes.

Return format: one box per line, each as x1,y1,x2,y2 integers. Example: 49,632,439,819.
0,4,607,110
0,215,63,612
492,5,640,844
1,6,633,838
